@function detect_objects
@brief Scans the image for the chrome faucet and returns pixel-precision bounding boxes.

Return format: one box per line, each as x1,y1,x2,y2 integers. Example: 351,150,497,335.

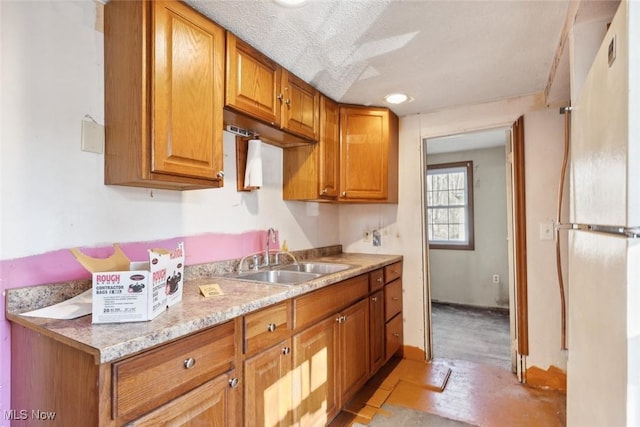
264,228,276,268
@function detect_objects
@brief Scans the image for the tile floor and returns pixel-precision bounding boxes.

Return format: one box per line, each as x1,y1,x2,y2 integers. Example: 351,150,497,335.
330,303,565,427
330,357,566,427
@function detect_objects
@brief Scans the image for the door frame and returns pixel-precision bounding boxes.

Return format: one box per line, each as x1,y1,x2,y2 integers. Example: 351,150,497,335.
421,117,528,377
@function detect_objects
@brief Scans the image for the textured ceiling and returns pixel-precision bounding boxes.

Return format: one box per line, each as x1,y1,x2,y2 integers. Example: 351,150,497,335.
186,0,573,117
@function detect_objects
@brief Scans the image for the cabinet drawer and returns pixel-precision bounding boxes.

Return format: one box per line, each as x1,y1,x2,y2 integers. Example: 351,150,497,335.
369,268,384,292
112,321,235,421
244,301,291,355
294,274,368,331
385,313,403,360
384,279,402,321
125,370,238,427
384,261,402,283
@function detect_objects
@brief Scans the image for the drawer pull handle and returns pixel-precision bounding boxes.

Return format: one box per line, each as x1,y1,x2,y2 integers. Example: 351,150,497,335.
282,347,291,355
228,377,239,388
392,297,400,301
183,357,196,369
267,323,277,332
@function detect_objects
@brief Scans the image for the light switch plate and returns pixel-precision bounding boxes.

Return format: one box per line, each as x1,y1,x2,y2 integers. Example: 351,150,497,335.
81,118,104,154
539,221,554,241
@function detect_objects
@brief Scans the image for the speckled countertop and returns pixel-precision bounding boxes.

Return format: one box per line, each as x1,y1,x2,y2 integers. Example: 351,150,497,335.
6,251,402,364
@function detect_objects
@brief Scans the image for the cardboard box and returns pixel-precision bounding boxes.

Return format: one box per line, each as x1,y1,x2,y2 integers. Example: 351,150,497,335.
90,243,184,324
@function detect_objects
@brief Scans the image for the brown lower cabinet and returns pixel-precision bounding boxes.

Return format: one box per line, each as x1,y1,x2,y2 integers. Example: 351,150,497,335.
244,339,293,427
10,264,402,427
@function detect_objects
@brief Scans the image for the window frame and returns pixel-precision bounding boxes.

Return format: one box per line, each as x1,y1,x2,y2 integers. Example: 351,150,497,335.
426,160,475,250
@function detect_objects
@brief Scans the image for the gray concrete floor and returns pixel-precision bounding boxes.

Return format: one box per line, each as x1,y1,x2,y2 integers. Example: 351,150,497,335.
431,302,511,371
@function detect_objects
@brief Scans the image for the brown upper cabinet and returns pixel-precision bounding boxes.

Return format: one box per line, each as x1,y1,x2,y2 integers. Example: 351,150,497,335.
225,33,320,143
104,0,226,190
283,95,340,201
283,103,399,203
339,106,399,203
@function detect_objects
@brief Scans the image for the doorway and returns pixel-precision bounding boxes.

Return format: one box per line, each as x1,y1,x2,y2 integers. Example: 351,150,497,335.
423,125,517,372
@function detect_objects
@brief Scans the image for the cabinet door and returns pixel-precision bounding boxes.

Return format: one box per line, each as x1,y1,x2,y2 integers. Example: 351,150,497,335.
338,298,370,405
318,96,340,198
244,340,292,427
126,370,239,427
226,33,282,126
339,106,390,201
369,290,385,375
385,313,403,361
292,315,339,426
281,70,319,141
282,95,338,201
152,1,225,180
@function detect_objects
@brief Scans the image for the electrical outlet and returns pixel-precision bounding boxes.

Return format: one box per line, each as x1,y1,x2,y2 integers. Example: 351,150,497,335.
372,230,381,247
492,274,500,284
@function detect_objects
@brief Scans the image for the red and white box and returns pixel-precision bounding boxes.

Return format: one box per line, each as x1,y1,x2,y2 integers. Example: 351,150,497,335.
91,243,184,324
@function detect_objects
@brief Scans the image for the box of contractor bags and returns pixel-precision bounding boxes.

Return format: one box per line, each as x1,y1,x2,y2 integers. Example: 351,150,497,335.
72,242,184,324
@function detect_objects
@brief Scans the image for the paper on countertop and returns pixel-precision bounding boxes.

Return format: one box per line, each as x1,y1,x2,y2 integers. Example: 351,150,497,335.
20,289,92,320
199,283,224,298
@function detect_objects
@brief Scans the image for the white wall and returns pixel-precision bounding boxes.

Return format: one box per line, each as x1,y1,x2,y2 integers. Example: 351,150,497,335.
0,2,340,414
0,1,339,262
427,146,510,309
523,108,568,370
0,4,572,416
340,96,568,370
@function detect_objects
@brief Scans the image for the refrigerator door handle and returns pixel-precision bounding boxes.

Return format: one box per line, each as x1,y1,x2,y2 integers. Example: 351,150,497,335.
556,223,640,238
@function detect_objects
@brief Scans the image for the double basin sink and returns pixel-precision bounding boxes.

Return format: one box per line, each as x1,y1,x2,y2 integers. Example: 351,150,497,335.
233,262,353,285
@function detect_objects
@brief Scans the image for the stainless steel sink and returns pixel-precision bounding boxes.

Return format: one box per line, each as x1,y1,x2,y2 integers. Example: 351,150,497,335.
277,262,352,275
236,269,322,285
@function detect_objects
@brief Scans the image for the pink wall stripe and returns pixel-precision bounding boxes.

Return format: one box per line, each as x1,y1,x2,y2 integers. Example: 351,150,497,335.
0,230,273,289
0,230,276,421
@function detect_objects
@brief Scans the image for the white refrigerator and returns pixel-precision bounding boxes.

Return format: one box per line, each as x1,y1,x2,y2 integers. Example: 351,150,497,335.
567,1,640,426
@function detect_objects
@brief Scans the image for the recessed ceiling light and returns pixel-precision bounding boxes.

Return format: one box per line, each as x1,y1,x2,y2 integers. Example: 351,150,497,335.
273,0,308,7
384,93,412,104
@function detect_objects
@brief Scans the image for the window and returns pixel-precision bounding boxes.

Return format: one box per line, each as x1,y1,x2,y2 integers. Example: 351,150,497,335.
426,161,474,250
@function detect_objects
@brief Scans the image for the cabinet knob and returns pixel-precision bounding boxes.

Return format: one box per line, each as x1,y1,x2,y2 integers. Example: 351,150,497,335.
216,171,225,178
321,187,328,195
282,347,291,355
341,191,347,197
183,357,196,369
267,323,277,332
228,377,239,388
393,333,400,338
371,296,378,302
284,98,291,106
277,93,284,102
376,277,383,283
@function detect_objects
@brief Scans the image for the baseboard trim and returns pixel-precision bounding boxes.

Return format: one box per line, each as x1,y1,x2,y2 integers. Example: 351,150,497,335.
431,300,509,315
525,365,567,393
402,345,426,361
